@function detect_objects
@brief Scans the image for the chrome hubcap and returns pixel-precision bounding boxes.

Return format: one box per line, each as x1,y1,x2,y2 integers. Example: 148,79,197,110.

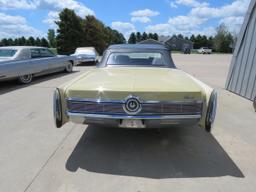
66,64,73,72
20,75,32,83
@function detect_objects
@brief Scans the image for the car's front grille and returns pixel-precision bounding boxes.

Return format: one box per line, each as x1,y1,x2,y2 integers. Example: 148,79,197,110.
67,99,203,115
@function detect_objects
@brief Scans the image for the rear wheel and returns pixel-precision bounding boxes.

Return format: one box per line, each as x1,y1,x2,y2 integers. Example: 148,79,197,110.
53,89,63,128
65,62,73,73
18,74,33,84
205,90,217,132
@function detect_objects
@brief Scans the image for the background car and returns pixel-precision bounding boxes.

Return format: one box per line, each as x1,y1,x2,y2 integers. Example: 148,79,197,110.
183,48,191,54
71,47,99,65
197,47,212,54
54,44,217,132
0,46,74,84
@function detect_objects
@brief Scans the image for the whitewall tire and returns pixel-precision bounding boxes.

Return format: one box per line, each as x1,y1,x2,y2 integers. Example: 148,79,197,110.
205,90,217,132
53,89,63,128
65,62,73,73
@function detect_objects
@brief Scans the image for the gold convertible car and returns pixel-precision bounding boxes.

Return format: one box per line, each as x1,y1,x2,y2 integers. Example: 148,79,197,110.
53,44,217,132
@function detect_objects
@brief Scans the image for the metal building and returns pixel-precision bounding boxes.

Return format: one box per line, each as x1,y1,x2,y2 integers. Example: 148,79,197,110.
226,0,256,101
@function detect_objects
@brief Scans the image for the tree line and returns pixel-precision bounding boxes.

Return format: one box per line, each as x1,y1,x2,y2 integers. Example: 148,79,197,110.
128,32,158,44
127,24,235,53
0,36,50,47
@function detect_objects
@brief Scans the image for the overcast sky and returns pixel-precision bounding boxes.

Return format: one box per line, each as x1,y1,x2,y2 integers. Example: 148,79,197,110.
0,0,251,39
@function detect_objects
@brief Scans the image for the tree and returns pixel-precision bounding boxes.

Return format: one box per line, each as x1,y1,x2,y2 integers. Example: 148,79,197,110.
47,29,57,48
190,34,196,43
128,32,136,44
177,34,184,39
55,8,126,54
105,28,126,44
136,32,142,42
194,35,202,49
153,33,158,40
35,37,41,46
201,35,208,47
19,37,26,45
56,8,84,54
114,31,126,44
7,38,14,45
148,33,154,39
214,24,234,53
14,38,18,45
1,38,8,46
207,36,214,49
27,36,35,46
41,38,49,47
141,32,148,41
83,15,107,54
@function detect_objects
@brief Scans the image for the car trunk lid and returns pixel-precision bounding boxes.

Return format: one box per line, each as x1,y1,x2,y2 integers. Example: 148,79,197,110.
66,67,203,101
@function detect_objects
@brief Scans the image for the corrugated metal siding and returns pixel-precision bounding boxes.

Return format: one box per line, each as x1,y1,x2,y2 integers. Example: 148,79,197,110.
226,0,256,101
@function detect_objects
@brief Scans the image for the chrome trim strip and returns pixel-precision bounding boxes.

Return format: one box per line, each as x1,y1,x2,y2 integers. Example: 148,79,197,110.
67,112,202,120
67,98,124,104
67,97,203,104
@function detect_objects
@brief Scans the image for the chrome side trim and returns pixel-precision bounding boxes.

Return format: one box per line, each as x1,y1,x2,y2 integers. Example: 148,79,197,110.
67,112,201,120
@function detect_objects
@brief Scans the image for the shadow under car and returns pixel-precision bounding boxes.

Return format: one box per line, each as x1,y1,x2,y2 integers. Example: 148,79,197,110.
66,125,244,179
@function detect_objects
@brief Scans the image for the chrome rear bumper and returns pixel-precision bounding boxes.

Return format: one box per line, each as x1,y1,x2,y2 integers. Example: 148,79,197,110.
67,112,201,128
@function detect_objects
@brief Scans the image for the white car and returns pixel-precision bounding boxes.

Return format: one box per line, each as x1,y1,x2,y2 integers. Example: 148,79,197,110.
197,47,212,54
71,47,99,65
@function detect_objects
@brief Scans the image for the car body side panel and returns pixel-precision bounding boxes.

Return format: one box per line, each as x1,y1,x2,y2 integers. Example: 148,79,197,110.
57,70,95,124
0,56,72,80
185,73,213,128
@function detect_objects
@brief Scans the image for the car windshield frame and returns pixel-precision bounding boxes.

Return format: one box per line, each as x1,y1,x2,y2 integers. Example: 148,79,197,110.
0,49,17,57
106,51,167,67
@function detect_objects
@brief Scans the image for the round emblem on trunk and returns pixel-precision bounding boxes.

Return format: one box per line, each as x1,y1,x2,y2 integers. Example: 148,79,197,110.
123,96,141,115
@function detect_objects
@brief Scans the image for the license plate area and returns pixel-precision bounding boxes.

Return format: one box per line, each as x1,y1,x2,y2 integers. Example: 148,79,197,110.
119,119,145,128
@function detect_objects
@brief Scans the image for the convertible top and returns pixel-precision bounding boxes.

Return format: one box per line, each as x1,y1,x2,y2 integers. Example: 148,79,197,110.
108,44,169,50
99,43,175,68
